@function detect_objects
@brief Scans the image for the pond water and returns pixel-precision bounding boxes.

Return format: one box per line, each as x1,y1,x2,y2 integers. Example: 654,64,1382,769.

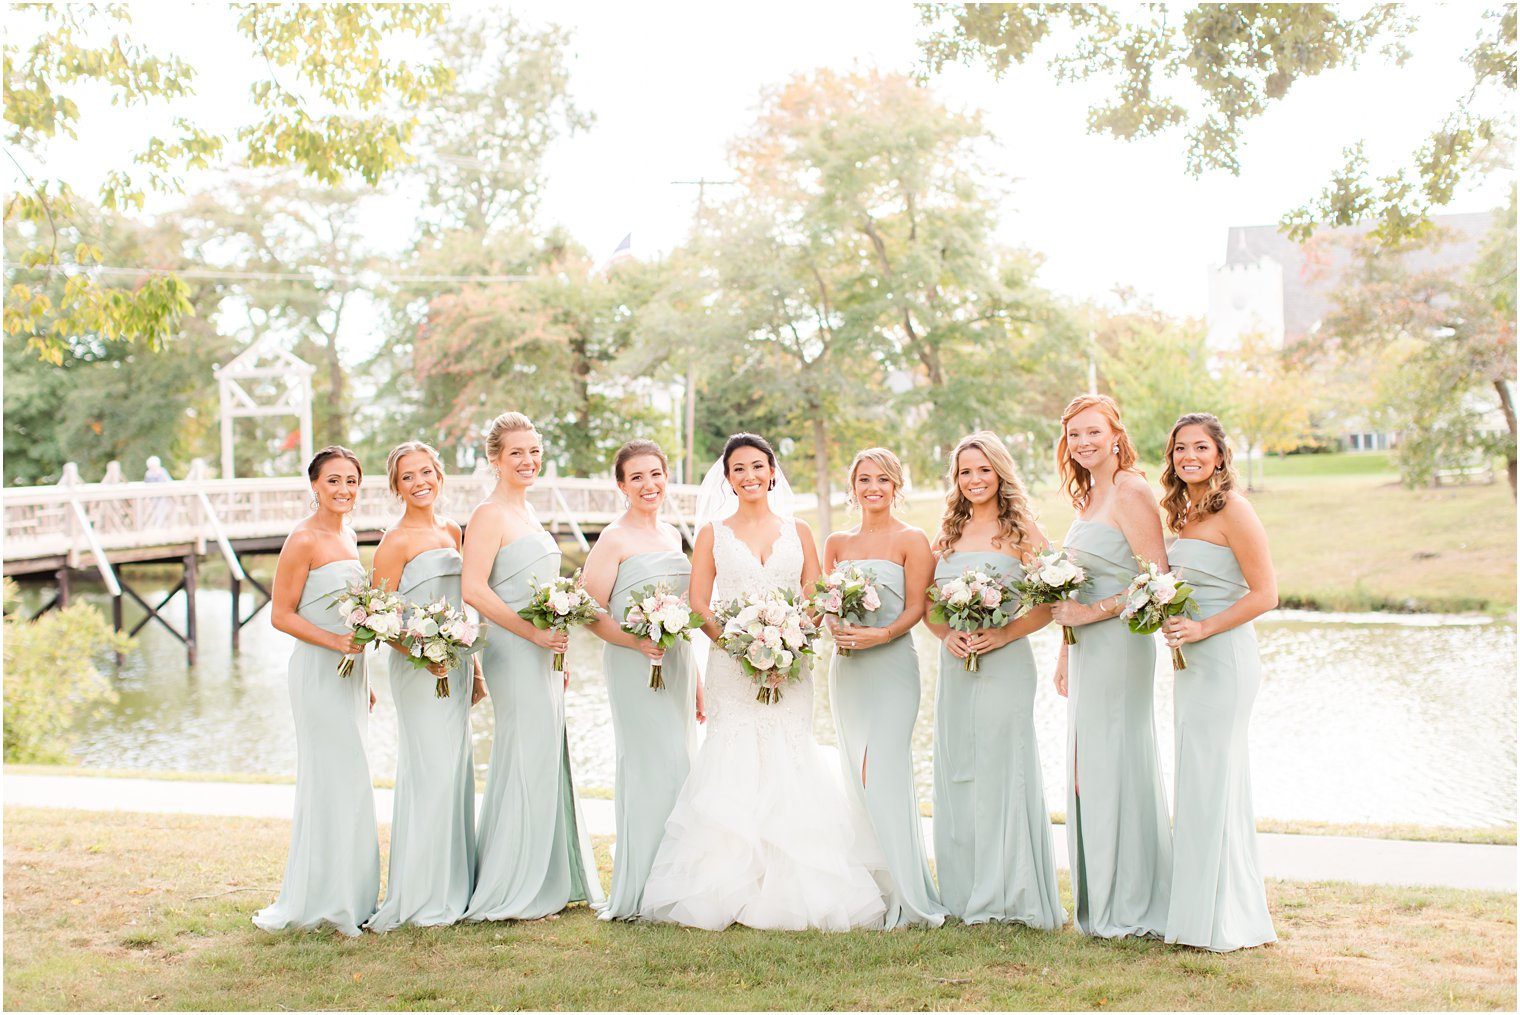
41,584,1520,829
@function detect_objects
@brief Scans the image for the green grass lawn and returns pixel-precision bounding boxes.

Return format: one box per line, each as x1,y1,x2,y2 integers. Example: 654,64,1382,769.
3,808,1515,1012
872,452,1516,614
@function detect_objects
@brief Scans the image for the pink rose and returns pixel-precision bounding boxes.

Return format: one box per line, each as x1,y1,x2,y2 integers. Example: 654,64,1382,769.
979,587,1001,608
862,588,881,611
346,607,368,627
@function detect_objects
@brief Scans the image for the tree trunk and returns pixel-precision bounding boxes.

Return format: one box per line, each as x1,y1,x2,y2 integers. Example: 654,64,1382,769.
1494,377,1517,498
813,413,831,536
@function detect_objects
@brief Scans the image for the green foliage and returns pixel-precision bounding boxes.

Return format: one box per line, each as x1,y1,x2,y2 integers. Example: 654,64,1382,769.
4,3,450,362
918,4,1512,243
2,580,129,763
676,69,1083,520
3,204,234,485
1097,311,1225,462
1320,196,1517,491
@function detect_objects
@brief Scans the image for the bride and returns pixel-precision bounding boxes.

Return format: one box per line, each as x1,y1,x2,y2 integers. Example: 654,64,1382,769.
639,433,888,931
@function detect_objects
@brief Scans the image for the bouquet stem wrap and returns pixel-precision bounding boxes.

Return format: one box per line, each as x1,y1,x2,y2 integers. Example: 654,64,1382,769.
649,661,664,690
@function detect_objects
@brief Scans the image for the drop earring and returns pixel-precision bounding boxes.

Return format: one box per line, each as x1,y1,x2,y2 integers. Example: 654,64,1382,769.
1112,443,1119,454
768,479,776,491
308,496,318,510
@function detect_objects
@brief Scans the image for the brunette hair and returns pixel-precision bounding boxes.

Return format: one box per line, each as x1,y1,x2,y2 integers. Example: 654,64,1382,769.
722,432,778,487
1056,393,1141,509
1160,412,1238,532
483,411,538,462
846,447,906,509
935,431,1039,555
613,439,669,482
385,440,445,497
307,445,362,482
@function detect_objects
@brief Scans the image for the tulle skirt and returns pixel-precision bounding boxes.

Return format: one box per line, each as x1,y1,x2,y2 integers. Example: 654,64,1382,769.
639,653,887,931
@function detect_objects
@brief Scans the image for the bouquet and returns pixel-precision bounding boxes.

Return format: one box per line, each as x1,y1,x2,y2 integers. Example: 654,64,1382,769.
331,580,407,678
807,564,882,657
927,565,1015,673
1119,559,1199,670
1013,548,1087,645
399,598,484,698
519,570,602,674
620,582,705,689
713,588,818,704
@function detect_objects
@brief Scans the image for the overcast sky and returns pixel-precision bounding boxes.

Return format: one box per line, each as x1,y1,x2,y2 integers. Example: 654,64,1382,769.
11,2,1512,322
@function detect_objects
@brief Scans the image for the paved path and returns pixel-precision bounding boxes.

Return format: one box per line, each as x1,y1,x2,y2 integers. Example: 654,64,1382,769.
5,773,1513,894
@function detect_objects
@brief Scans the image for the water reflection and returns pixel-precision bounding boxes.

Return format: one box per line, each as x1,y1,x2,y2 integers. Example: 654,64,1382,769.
43,584,1520,828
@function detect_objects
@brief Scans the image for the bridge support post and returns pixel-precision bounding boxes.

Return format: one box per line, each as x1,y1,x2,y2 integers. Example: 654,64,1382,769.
112,593,124,664
55,566,70,608
230,574,241,652
184,552,198,666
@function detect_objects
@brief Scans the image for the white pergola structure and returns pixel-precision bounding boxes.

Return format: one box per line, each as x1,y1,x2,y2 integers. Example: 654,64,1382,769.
215,338,315,478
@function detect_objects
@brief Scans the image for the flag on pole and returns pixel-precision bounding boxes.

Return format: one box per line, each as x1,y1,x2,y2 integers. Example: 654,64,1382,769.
606,233,633,270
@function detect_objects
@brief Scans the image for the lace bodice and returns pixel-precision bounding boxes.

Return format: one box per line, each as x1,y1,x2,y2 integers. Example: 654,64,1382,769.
710,516,805,603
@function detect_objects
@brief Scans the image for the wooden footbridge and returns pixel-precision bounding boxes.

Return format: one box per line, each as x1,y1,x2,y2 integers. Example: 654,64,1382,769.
3,469,702,662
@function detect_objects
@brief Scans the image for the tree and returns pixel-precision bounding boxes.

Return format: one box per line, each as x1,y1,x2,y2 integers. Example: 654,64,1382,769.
407,233,663,476
177,175,380,448
693,69,1083,518
1218,332,1316,490
1097,308,1225,463
1320,197,1518,493
3,202,234,485
917,4,1515,242
5,3,451,362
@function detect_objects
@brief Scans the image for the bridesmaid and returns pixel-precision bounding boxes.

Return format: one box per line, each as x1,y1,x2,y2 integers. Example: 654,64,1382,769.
364,441,484,932
1158,414,1277,951
583,439,699,921
1049,394,1172,939
824,448,947,929
925,432,1065,929
254,446,379,936
462,412,602,920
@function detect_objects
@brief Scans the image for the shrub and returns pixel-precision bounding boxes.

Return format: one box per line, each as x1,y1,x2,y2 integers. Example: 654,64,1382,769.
3,579,130,763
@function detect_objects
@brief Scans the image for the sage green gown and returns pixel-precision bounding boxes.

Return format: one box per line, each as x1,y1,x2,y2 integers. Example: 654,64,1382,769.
253,559,380,937
366,548,476,932
1165,538,1276,951
1064,519,1172,938
596,550,697,921
932,551,1065,929
829,560,947,929
465,532,603,920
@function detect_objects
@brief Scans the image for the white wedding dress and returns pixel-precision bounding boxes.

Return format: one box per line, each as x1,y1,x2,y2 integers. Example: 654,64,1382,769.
639,517,888,931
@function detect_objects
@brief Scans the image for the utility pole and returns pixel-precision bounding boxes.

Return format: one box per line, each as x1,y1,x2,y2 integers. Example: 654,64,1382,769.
671,178,737,483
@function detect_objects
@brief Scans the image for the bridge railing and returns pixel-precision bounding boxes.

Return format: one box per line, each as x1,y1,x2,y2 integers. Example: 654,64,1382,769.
3,475,704,564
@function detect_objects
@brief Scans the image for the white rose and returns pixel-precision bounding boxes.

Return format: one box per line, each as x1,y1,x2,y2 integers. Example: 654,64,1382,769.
423,641,448,663
774,648,794,671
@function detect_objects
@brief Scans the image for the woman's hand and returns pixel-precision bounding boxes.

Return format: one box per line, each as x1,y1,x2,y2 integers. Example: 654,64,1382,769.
964,625,1015,655
471,675,488,706
369,686,378,712
943,630,974,659
529,627,570,653
635,639,666,663
1050,598,1111,629
1163,615,1206,648
330,631,365,655
834,623,891,653
694,680,707,725
426,659,450,678
1053,659,1068,697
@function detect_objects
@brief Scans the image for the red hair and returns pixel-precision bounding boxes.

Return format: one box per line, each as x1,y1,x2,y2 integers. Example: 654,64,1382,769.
1056,393,1141,510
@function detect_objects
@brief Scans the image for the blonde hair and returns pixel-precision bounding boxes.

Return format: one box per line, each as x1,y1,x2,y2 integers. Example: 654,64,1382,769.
385,441,445,497
936,431,1039,555
1057,393,1142,510
1160,413,1238,533
846,447,906,509
483,411,538,463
